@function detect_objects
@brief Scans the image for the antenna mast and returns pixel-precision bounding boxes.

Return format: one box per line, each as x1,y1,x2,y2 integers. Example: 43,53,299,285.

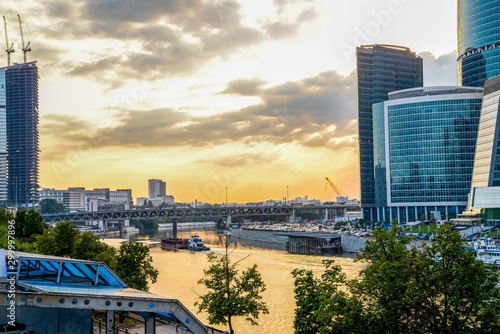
17,14,30,63
3,16,15,66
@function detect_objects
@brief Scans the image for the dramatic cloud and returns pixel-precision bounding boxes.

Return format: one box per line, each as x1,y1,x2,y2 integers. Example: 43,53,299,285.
419,50,458,86
221,78,267,95
41,70,357,161
8,0,317,86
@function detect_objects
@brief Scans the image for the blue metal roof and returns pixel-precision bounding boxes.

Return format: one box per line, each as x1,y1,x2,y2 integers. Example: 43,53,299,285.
5,251,126,288
0,249,208,333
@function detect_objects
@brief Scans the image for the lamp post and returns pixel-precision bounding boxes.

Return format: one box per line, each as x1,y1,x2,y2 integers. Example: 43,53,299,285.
225,187,228,206
286,186,289,205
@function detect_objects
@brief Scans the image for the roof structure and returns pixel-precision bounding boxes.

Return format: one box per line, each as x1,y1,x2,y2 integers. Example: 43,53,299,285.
0,249,207,333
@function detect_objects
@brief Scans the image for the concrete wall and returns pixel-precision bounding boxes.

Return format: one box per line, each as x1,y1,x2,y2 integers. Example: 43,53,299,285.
341,235,367,253
230,228,368,254
230,228,288,251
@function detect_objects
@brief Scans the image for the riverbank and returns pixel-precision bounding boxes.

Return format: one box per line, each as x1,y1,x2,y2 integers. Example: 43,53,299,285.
230,227,367,253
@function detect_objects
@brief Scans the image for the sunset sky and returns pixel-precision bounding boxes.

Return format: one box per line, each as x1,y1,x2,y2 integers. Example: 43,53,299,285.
2,0,457,204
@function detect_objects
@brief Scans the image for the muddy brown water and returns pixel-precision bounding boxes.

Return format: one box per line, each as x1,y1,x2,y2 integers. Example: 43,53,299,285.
137,230,364,334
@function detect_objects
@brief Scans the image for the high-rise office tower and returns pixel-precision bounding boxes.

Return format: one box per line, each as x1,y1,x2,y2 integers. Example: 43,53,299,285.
373,86,483,223
148,179,166,199
4,62,40,206
356,44,423,221
466,76,500,222
457,0,500,87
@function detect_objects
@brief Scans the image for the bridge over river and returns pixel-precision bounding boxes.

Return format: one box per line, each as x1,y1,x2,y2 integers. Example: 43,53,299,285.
42,204,359,223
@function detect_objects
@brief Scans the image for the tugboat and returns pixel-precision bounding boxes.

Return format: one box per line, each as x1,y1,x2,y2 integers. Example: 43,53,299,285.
188,234,210,251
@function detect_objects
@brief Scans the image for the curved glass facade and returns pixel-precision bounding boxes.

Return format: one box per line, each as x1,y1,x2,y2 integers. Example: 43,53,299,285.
458,0,500,87
373,87,483,223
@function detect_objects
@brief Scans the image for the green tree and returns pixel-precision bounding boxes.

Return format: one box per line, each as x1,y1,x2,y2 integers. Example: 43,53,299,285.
292,267,321,334
195,240,268,334
0,209,14,249
35,221,80,256
72,231,117,269
14,209,47,241
0,209,14,225
115,242,159,291
292,225,500,334
39,198,66,214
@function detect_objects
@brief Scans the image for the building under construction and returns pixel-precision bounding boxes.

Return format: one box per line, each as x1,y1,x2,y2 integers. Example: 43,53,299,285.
1,61,39,206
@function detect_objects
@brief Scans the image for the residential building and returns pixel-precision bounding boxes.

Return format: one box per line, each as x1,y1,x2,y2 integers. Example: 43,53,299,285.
39,188,65,204
110,189,132,206
149,195,174,207
356,44,423,221
85,188,109,202
3,62,39,206
148,179,166,198
136,197,148,206
373,86,483,223
63,188,86,211
458,0,500,87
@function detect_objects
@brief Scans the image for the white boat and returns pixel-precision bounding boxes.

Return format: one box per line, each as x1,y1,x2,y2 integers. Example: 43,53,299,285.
471,239,500,265
188,234,210,251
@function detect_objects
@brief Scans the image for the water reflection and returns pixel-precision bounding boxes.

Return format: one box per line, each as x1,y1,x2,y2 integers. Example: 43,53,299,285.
123,227,363,334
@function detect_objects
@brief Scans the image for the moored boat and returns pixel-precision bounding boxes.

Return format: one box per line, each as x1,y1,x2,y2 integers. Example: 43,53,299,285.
188,234,210,251
470,239,500,266
161,238,189,251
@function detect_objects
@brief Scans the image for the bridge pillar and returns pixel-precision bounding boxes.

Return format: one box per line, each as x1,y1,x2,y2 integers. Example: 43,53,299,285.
226,215,232,229
324,209,328,220
288,209,295,223
173,219,178,239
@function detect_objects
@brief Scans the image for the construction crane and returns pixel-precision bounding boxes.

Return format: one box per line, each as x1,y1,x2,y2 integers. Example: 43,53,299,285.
3,15,15,66
17,14,30,63
325,177,349,204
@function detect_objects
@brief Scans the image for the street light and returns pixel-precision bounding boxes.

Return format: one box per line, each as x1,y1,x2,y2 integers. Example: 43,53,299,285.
286,186,289,205
225,187,228,206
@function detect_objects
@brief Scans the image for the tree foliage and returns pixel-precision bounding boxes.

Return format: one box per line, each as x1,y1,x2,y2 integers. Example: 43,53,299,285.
35,221,80,256
195,243,269,334
34,221,117,269
115,242,159,291
292,225,500,334
14,209,46,241
39,198,66,214
72,231,117,269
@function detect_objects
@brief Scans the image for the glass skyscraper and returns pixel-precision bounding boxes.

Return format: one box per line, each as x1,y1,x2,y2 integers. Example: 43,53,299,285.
356,44,423,222
467,75,500,223
373,86,483,223
458,0,500,87
4,62,40,206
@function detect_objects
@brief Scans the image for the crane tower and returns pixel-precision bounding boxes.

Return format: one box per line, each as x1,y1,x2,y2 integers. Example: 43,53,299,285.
3,16,15,66
325,177,349,204
17,14,31,63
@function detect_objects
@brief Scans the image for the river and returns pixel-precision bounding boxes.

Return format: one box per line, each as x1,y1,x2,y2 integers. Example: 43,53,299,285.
113,229,364,334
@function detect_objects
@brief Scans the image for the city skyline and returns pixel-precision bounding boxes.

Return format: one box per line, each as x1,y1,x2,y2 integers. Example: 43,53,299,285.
2,0,457,203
